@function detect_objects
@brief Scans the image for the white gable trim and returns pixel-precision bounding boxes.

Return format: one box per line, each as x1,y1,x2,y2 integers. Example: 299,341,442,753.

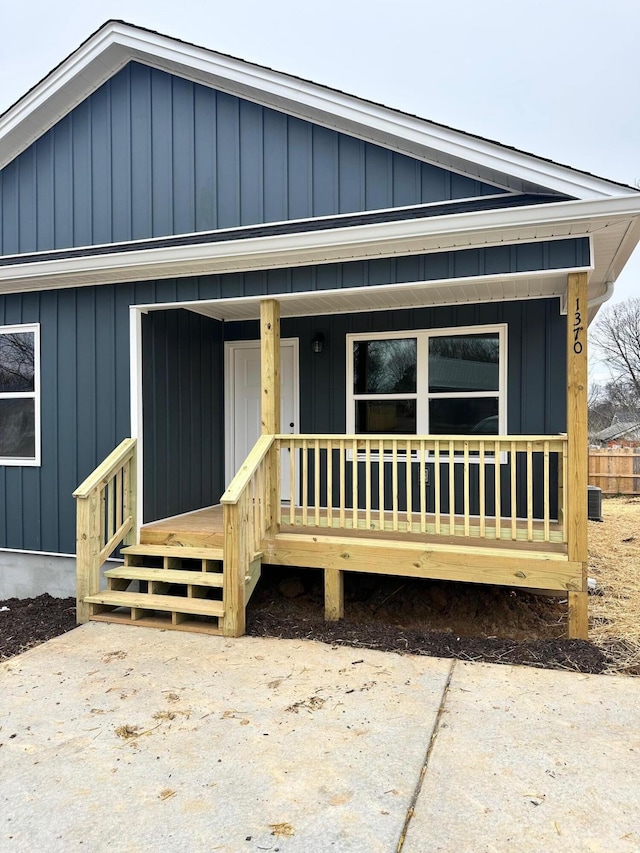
0,21,636,201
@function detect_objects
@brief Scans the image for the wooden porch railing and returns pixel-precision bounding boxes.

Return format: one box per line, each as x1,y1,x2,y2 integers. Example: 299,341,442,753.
275,434,568,545
73,438,137,623
220,434,275,636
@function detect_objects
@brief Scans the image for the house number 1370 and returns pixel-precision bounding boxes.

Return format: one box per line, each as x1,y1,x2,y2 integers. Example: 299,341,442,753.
573,297,584,354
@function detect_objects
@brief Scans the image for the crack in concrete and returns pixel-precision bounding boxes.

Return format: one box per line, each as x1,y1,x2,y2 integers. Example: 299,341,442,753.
396,659,457,853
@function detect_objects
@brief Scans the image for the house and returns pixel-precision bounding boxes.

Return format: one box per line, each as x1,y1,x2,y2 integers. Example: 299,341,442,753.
1,21,639,640
592,411,640,446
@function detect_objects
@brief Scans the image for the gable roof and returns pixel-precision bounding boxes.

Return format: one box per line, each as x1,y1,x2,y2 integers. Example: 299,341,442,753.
0,20,637,201
0,20,639,321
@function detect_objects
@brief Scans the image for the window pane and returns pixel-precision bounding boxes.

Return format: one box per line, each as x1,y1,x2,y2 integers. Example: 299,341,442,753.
354,339,416,394
429,334,499,392
355,400,416,434
0,331,35,393
429,398,499,435
0,399,36,458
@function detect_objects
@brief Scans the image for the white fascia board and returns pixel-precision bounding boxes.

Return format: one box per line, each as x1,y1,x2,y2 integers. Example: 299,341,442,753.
0,21,636,200
0,196,636,296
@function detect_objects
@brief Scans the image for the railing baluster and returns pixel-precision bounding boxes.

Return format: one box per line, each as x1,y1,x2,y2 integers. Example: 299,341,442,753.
405,440,412,532
289,437,295,526
494,440,501,540
463,440,470,537
479,441,486,538
420,440,426,534
327,440,333,529
448,440,455,536
106,478,115,543
302,439,308,527
526,441,533,542
543,440,550,542
392,440,399,532
378,438,385,531
115,469,123,532
352,437,358,530
434,441,441,535
365,440,371,530
510,441,517,540
314,438,321,527
339,439,346,528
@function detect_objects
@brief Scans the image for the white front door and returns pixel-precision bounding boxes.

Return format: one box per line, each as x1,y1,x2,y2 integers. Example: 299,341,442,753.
225,339,299,500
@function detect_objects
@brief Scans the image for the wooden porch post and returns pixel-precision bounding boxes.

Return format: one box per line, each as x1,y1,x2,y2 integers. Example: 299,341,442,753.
566,272,589,639
260,299,281,535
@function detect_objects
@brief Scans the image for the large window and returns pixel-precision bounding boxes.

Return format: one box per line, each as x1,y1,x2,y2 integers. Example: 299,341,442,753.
0,324,40,466
347,325,506,438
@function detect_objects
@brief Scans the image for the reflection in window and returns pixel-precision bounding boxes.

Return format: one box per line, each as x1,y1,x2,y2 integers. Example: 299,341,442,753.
0,325,39,464
354,339,416,394
429,334,499,393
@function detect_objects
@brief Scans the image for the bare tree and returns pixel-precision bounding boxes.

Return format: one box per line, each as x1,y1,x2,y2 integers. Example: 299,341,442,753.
591,297,640,401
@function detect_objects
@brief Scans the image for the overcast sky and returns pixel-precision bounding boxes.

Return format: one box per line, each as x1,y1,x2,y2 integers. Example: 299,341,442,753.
1,0,639,312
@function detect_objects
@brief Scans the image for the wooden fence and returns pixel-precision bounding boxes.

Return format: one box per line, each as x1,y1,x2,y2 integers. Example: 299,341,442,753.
589,447,640,495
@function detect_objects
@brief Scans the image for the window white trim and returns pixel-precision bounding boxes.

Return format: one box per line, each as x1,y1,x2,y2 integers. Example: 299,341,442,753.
0,322,41,467
346,324,507,455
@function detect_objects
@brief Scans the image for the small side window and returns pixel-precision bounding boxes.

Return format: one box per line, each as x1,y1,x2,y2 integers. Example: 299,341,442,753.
0,324,40,466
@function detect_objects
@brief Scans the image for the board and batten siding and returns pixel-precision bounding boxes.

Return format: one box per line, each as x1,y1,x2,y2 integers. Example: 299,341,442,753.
0,62,509,255
142,309,224,524
0,233,584,552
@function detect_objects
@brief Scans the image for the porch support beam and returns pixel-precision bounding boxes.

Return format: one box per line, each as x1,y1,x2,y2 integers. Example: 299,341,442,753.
260,299,281,434
566,271,589,639
260,299,281,536
324,568,344,621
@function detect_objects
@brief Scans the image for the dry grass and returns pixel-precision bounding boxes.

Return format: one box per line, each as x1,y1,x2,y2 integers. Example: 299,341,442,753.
588,496,640,675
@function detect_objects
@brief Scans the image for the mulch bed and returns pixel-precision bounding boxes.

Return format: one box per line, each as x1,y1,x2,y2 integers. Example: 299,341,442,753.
0,594,76,661
0,578,611,675
247,611,608,673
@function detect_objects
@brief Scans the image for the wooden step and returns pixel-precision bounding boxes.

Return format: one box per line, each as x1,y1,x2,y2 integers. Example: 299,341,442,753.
85,590,224,618
121,544,224,560
104,567,224,587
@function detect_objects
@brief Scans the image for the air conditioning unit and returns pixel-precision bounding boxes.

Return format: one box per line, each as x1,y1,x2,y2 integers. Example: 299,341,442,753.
588,485,603,522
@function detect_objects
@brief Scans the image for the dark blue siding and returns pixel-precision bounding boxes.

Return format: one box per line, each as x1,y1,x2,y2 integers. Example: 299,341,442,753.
0,233,582,551
0,62,505,255
142,310,224,523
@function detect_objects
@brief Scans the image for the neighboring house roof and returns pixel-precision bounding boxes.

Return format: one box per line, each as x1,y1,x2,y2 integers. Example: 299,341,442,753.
593,421,640,442
0,20,639,320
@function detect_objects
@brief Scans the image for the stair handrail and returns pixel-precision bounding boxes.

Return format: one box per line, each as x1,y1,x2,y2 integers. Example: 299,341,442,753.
220,434,275,505
73,438,137,624
220,434,276,637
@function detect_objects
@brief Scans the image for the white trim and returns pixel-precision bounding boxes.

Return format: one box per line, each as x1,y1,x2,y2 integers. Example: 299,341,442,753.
0,195,631,297
0,199,624,296
0,21,634,199
0,546,121,562
130,306,144,532
346,324,508,451
134,264,587,322
224,338,300,487
0,322,41,467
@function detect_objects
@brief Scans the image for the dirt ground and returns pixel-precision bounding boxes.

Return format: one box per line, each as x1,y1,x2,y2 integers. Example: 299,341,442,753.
0,496,637,674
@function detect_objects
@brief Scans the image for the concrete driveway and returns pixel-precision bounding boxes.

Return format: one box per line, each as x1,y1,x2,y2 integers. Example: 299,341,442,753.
1,623,638,852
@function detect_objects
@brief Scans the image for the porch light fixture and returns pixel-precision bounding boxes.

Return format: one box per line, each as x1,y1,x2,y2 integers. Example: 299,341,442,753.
312,332,325,354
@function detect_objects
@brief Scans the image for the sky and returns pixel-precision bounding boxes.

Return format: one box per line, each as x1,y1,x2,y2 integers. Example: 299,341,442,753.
1,0,639,318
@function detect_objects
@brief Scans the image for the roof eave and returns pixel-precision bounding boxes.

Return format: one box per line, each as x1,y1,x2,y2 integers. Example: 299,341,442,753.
1,196,638,298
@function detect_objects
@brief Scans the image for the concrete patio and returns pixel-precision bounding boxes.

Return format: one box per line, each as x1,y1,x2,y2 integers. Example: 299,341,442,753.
1,623,638,852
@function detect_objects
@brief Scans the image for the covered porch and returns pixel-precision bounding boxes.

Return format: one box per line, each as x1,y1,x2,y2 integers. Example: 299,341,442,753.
74,273,589,640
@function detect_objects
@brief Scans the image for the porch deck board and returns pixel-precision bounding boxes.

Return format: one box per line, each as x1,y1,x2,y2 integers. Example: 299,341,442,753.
140,505,566,554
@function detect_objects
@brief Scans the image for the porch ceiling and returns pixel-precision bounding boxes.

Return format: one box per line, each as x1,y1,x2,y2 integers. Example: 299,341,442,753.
179,268,578,322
